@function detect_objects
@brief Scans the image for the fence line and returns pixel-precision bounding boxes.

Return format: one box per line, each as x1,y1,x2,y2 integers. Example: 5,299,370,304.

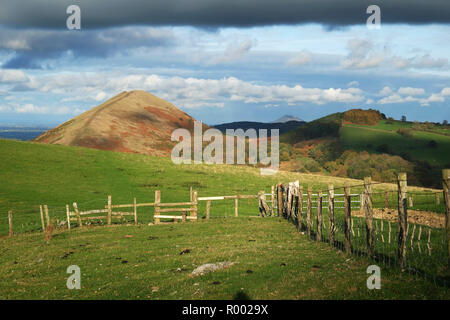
274,170,450,284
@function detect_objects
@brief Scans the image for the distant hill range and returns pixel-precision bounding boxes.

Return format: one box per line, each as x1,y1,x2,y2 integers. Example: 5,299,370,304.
0,126,49,141
271,115,303,123
35,90,208,156
213,115,305,136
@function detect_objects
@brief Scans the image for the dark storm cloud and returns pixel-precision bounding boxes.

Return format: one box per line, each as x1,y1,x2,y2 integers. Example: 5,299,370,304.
0,0,449,29
0,28,174,68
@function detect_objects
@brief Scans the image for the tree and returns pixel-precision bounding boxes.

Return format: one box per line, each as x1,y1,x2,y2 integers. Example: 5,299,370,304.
401,115,406,122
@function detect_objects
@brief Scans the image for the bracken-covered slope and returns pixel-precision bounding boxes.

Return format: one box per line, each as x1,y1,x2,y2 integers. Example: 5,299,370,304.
35,90,205,156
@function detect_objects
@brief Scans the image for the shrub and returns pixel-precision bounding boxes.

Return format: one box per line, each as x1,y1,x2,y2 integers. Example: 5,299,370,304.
397,128,413,138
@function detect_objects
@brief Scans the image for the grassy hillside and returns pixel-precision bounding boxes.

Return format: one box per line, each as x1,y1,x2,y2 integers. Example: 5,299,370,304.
341,120,450,166
279,111,450,188
1,138,438,236
1,218,448,299
0,138,447,299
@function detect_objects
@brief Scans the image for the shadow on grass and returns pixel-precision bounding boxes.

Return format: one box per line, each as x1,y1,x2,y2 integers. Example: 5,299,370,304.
233,290,251,300
285,214,450,289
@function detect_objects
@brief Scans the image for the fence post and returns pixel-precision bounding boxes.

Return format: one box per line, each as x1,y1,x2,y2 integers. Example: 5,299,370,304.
436,192,440,206
277,184,283,217
192,191,198,219
328,185,335,246
235,198,239,217
258,191,270,217
397,172,408,270
385,190,389,209
442,169,450,271
271,185,275,215
39,205,45,232
66,205,71,230
73,202,82,228
344,186,351,253
44,205,50,227
206,200,211,220
298,185,303,230
107,195,112,226
364,177,375,258
133,197,137,225
317,191,322,242
293,187,299,226
409,196,413,208
8,210,12,237
287,186,293,220
307,186,312,237
154,190,161,224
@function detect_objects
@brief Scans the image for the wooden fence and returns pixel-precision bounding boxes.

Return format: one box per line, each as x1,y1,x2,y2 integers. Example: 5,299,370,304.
274,170,450,271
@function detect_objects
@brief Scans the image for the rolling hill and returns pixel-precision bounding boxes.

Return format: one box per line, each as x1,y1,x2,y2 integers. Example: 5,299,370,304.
34,90,207,157
213,120,305,136
279,109,450,188
0,137,445,299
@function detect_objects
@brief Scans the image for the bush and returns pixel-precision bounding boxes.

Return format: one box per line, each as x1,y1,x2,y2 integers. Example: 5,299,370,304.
397,128,413,137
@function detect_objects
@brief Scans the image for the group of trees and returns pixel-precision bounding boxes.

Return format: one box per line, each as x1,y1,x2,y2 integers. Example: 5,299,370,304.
343,109,386,125
282,138,441,188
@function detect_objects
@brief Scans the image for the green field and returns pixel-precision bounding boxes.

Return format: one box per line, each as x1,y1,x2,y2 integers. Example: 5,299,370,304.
341,121,450,166
1,218,449,299
2,138,434,237
0,138,448,299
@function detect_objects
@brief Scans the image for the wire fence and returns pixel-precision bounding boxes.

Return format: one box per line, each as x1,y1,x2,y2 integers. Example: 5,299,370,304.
274,173,450,288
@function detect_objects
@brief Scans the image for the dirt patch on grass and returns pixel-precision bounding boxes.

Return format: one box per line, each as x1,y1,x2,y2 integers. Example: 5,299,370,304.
353,208,444,228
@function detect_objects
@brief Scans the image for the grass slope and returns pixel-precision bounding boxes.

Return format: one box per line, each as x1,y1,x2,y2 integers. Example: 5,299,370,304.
1,138,433,236
341,120,450,166
1,218,448,299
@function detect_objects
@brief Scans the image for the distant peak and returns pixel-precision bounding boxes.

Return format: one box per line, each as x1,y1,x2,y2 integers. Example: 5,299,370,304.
271,115,303,123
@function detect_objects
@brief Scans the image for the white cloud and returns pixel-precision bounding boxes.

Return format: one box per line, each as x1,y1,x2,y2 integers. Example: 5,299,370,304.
378,86,393,96
347,81,359,87
397,87,425,96
288,50,312,66
441,87,450,96
209,39,255,65
342,38,384,69
0,69,29,83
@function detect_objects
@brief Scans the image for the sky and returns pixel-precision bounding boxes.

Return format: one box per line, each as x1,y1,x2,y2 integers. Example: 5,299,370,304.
0,0,449,127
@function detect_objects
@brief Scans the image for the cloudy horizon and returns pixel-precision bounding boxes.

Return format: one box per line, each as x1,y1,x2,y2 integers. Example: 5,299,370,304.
0,0,449,126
